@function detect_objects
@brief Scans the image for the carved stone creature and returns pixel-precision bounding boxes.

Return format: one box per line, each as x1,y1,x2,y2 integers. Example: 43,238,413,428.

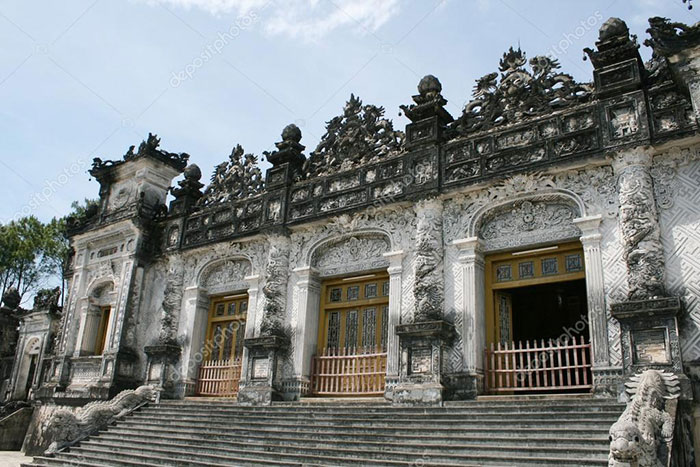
260,238,290,337
33,287,61,312
303,94,404,178
413,199,444,322
615,153,667,300
158,258,184,344
458,47,592,133
645,17,700,57
608,370,680,467
198,145,265,206
90,133,189,174
44,385,157,454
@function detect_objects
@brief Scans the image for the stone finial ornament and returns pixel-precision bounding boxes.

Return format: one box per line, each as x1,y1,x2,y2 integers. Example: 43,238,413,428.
583,17,640,70
400,75,453,124
1,287,21,310
170,163,204,203
265,123,306,169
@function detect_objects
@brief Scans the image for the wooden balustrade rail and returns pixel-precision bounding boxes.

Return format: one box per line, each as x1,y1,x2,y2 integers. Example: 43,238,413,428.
484,336,592,393
195,358,242,397
310,347,387,396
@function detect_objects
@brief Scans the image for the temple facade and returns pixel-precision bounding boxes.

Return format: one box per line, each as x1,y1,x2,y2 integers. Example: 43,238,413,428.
6,15,700,462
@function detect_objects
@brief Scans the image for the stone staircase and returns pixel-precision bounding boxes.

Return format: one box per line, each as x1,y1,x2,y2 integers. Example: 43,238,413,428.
27,396,623,466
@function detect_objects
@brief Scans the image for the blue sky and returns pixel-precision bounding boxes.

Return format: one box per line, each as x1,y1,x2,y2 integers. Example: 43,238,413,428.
1,0,697,224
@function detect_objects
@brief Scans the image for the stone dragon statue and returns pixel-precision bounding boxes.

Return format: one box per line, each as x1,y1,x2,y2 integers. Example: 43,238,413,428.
609,370,680,467
43,385,157,455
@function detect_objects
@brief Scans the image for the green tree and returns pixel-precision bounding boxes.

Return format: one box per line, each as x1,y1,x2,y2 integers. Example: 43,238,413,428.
0,216,60,303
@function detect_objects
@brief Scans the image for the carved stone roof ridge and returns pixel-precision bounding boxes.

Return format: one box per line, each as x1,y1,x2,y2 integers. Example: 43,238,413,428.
302,94,405,179
197,144,265,207
455,47,593,135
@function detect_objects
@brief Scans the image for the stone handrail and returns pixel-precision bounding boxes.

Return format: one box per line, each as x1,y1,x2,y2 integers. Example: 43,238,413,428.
43,384,159,455
608,370,680,467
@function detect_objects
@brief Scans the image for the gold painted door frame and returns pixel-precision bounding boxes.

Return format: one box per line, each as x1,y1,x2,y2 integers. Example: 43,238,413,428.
204,293,249,361
484,241,586,346
317,272,390,353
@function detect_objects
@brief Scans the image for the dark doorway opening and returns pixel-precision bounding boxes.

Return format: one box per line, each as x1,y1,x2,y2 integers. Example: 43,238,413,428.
511,279,588,343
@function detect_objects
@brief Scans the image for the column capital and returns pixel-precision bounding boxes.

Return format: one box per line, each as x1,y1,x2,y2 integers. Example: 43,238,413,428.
573,215,603,244
611,145,655,172
453,237,484,262
383,250,405,272
244,274,262,289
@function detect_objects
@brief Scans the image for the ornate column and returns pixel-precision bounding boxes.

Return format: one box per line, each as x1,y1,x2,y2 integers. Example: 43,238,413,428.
393,198,455,404
383,250,405,393
239,235,291,405
173,286,208,398
238,274,261,384
573,215,609,367
573,215,623,394
613,147,666,300
611,147,686,392
453,237,485,398
285,266,320,399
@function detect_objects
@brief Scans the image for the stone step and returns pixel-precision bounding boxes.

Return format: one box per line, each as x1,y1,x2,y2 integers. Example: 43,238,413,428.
68,440,607,466
89,431,609,459
163,398,624,410
125,412,619,430
104,424,610,447
117,417,612,437
151,402,624,414
27,398,621,467
66,444,473,466
134,409,620,424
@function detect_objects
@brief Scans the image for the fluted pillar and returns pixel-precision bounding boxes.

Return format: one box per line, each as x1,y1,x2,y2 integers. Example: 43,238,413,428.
453,237,485,381
288,266,321,398
383,250,405,384
573,215,609,367
239,274,261,383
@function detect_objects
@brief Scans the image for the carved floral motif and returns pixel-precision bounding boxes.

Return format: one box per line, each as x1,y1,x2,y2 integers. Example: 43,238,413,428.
198,145,265,206
456,48,592,134
312,235,390,272
302,94,404,178
201,259,251,289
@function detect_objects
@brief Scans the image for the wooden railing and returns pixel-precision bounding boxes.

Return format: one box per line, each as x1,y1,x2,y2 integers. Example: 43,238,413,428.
195,358,242,397
484,336,592,393
310,347,387,396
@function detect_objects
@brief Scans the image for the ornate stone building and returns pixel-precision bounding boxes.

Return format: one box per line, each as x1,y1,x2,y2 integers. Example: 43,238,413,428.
10,15,700,465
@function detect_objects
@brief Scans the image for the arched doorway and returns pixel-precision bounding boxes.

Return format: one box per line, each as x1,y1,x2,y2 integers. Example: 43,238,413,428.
306,233,392,397
460,192,606,395
193,257,253,398
13,338,41,400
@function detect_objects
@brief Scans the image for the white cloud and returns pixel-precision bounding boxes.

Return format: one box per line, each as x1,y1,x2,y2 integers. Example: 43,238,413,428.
140,0,401,41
